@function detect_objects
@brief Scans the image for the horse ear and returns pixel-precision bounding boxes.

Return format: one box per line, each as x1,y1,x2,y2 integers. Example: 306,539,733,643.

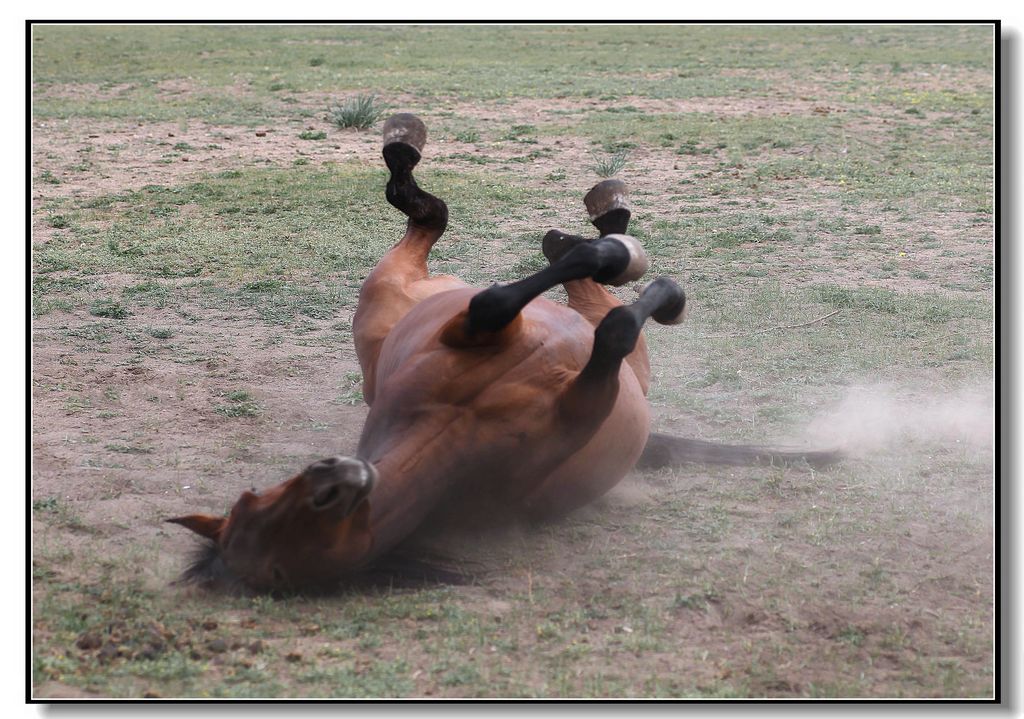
166,514,226,541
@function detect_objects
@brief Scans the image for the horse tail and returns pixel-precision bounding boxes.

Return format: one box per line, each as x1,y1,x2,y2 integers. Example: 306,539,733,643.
637,432,842,470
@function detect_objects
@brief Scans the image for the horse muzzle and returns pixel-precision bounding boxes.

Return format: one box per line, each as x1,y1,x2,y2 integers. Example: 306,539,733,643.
304,456,377,515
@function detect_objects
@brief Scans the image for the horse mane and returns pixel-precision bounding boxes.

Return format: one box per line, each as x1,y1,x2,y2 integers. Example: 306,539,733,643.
175,539,238,590
174,540,473,594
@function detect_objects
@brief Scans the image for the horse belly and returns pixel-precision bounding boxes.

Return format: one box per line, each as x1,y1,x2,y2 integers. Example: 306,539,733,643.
521,364,650,517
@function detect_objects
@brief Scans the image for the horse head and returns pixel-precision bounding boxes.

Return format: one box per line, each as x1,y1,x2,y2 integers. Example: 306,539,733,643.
169,456,376,591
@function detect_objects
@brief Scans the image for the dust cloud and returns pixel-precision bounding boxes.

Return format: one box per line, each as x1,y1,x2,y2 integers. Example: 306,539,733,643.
802,383,995,458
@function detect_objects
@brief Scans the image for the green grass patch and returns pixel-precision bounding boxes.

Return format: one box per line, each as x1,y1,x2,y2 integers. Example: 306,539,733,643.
33,25,993,121
31,23,994,701
213,390,260,418
89,299,129,319
34,164,547,285
328,94,385,129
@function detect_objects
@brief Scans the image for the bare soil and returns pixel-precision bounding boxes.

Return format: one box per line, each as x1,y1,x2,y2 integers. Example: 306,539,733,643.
31,86,993,698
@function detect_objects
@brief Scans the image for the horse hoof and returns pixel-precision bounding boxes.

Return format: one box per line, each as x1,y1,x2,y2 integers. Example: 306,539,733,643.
584,179,631,235
542,229,588,264
382,114,426,171
584,179,629,220
383,113,427,152
641,277,687,325
602,234,648,286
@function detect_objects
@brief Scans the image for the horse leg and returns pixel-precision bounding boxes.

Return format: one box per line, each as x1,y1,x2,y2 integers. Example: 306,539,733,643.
440,232,649,347
542,180,654,393
354,114,458,404
521,276,686,515
559,276,685,424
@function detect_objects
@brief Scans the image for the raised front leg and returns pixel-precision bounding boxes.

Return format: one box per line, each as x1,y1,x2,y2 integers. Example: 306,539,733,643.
543,179,654,394
440,233,649,347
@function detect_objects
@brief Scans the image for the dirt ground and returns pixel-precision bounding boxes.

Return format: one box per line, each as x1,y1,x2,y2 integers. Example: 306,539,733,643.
31,41,994,699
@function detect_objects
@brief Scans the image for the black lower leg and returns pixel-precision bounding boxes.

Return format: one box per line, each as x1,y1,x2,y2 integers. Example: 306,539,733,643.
541,229,588,263
544,179,632,263
579,277,686,380
383,143,448,233
466,237,632,336
592,208,630,236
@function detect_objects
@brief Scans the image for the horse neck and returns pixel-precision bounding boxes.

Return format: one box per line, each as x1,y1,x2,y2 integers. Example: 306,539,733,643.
356,406,469,561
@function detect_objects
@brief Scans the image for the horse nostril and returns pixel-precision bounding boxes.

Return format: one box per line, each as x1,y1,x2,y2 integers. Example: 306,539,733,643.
304,456,375,512
311,483,341,509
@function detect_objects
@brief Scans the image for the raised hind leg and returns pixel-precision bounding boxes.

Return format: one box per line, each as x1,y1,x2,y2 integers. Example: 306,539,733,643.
559,276,686,424
543,180,660,394
354,114,463,404
523,276,687,516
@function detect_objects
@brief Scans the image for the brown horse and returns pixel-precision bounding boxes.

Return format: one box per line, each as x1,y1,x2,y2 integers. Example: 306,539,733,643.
169,114,838,592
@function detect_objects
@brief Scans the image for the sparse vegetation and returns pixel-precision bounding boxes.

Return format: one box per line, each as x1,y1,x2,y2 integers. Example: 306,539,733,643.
328,94,385,130
591,150,629,178
31,24,994,700
88,299,129,319
214,390,260,418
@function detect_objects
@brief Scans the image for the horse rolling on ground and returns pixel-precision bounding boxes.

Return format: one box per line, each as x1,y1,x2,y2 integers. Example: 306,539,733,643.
169,113,840,592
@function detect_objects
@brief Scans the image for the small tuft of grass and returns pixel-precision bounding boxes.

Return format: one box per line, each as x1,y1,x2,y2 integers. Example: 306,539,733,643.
33,497,60,513
105,443,153,455
145,327,174,339
591,150,629,178
837,626,867,647
298,130,327,141
454,129,480,143
89,299,129,319
334,371,364,406
214,390,260,418
676,140,720,155
47,215,70,229
853,224,883,236
107,239,145,258
241,279,284,293
503,124,537,142
328,94,385,130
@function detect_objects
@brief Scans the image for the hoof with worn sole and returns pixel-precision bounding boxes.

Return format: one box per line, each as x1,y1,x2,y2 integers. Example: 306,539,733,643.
383,113,427,152
584,179,631,235
597,234,648,286
382,114,427,171
641,277,687,324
